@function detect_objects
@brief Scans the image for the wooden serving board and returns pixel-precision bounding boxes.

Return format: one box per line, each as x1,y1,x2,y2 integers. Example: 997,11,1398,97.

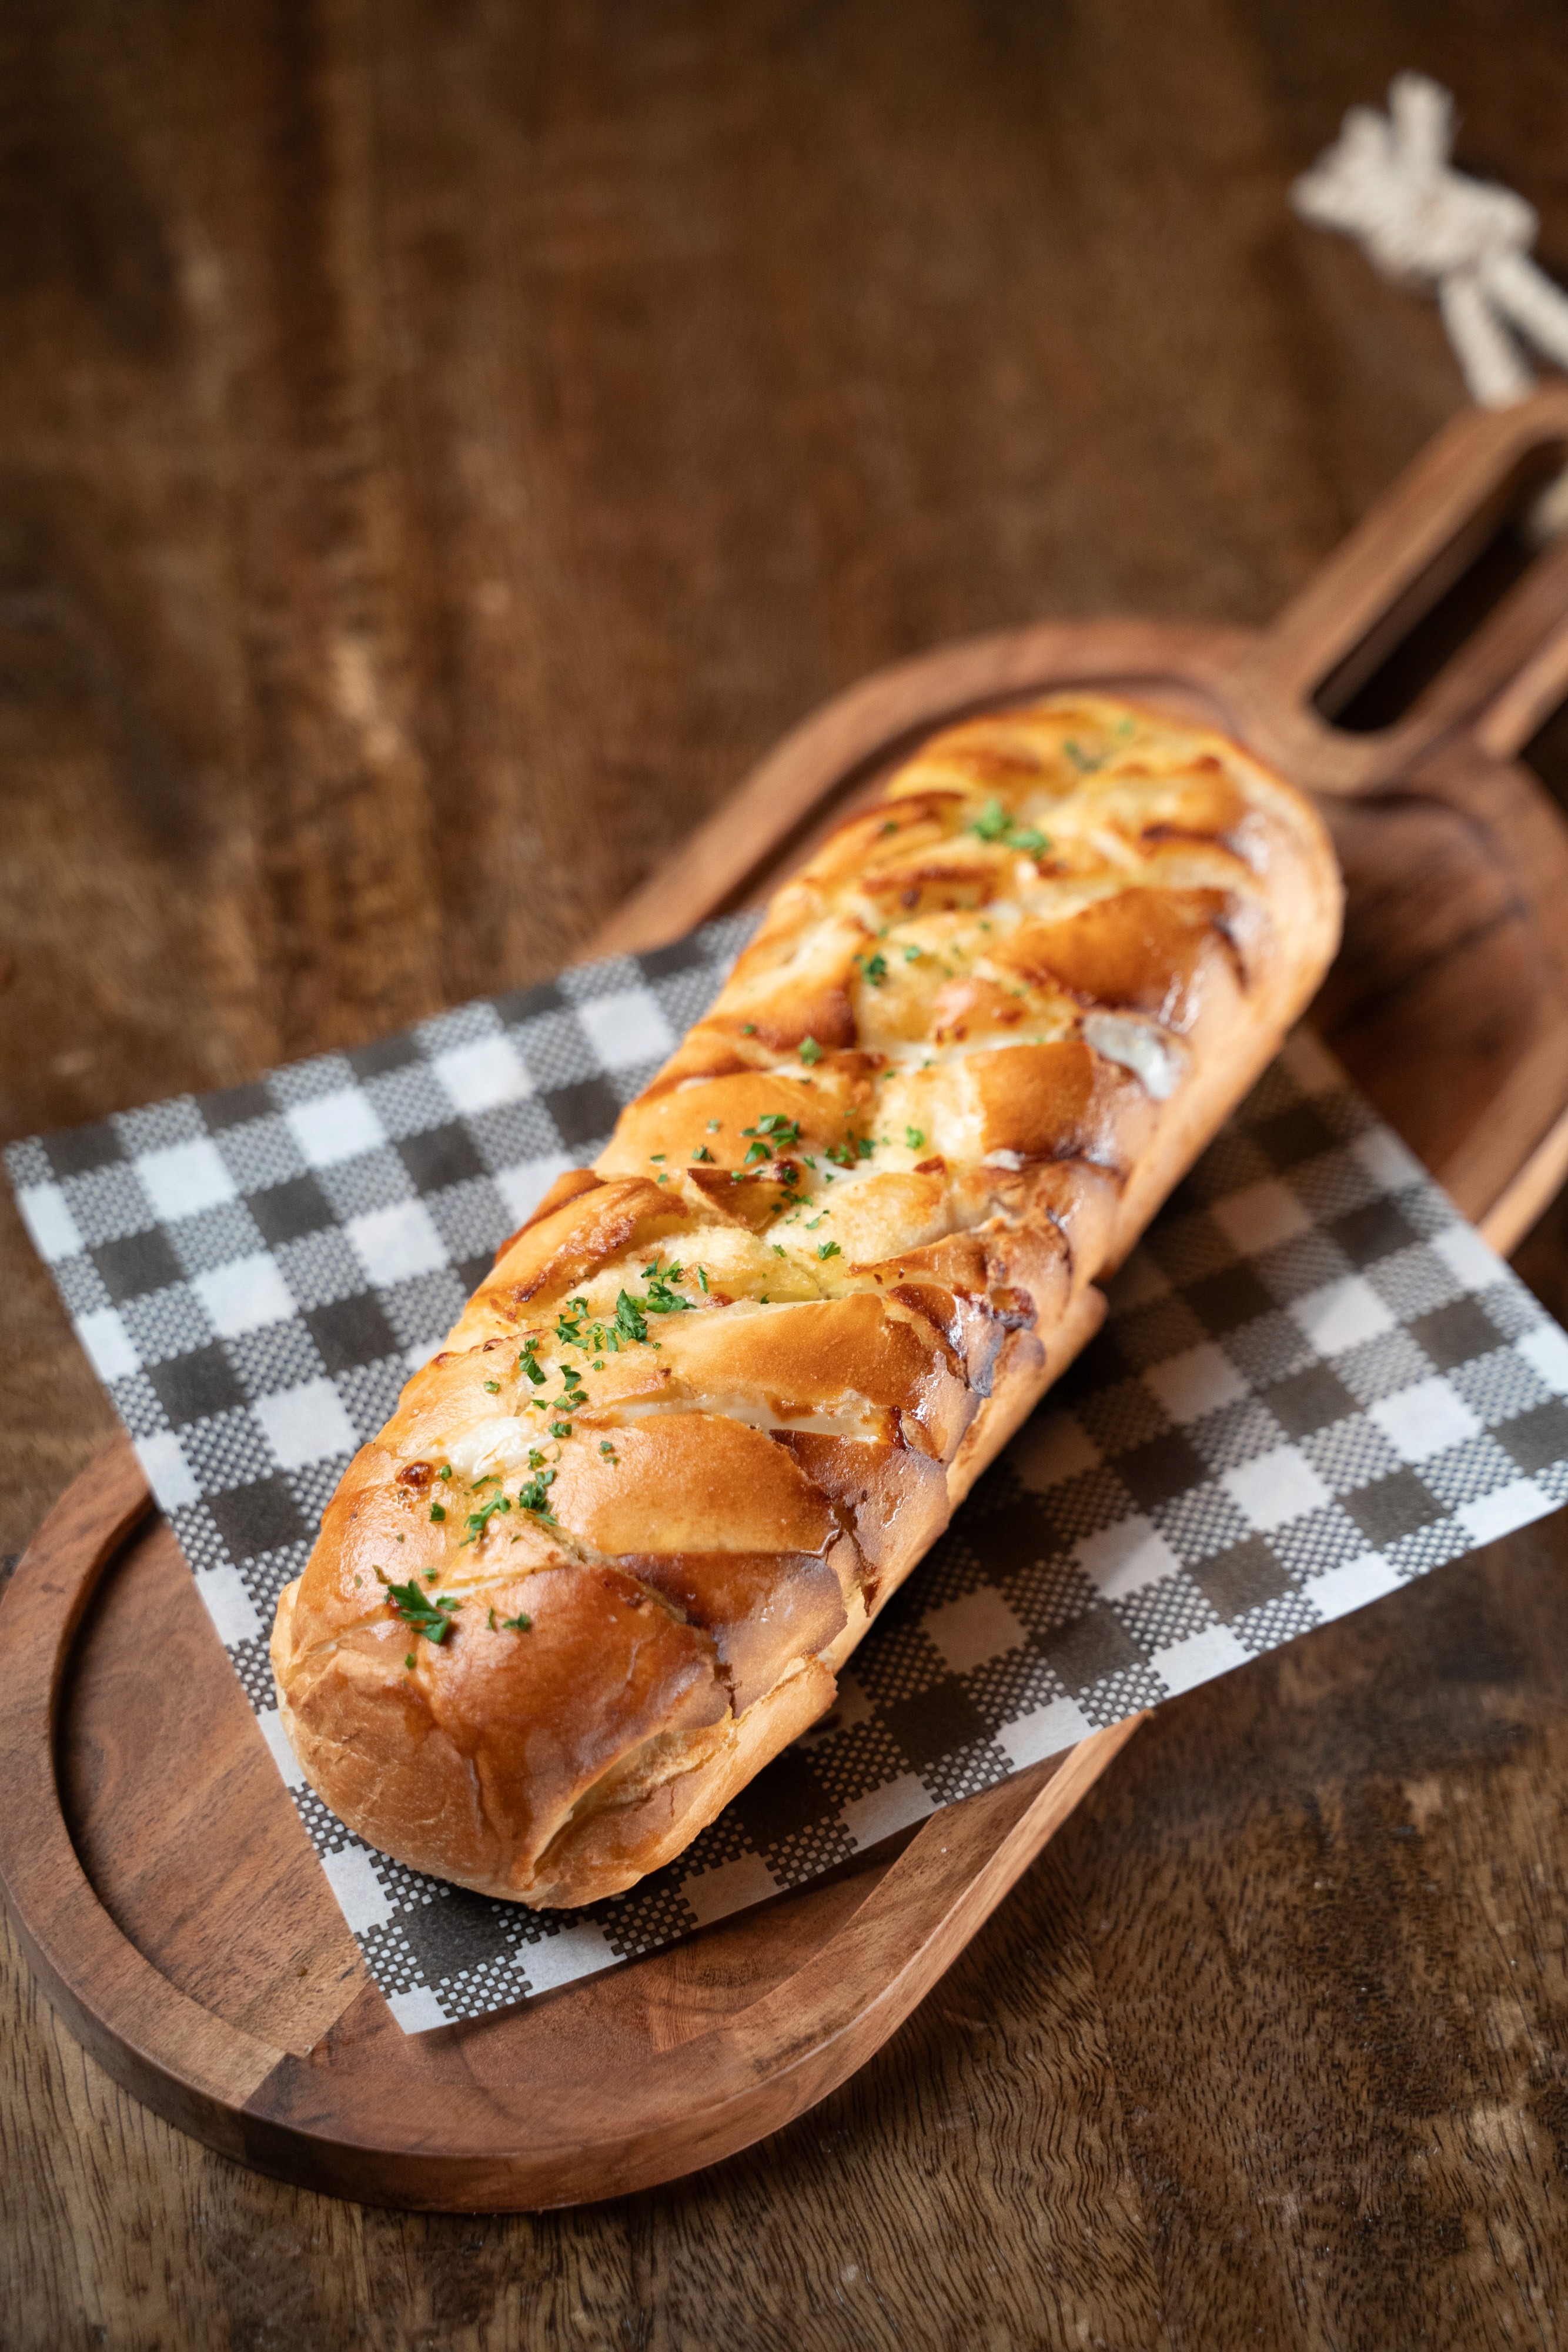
7,394,1568,2212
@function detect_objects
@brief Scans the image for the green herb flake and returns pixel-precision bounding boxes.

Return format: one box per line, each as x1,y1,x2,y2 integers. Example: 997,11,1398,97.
855,950,888,987
817,1240,841,1260
379,1571,462,1645
462,1493,513,1545
691,1143,713,1162
550,1420,573,1438
741,1023,757,1035
697,1266,708,1293
517,1467,557,1518
772,1243,786,1257
880,818,899,835
429,1501,446,1522
483,1379,500,1393
905,1126,927,1150
967,796,1051,855
405,1653,416,1671
798,1037,823,1064
614,1289,649,1345
499,1610,533,1633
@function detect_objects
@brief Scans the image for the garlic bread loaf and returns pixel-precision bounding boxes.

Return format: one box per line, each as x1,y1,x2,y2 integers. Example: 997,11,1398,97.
270,694,1341,1906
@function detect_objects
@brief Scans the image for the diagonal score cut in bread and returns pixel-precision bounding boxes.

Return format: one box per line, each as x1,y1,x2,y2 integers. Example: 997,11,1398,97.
270,694,1342,1906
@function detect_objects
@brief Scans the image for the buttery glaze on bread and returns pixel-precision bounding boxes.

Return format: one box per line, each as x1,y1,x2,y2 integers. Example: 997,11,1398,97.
271,694,1342,1906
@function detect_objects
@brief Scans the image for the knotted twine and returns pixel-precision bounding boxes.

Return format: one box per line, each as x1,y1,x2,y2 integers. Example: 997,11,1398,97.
1292,73,1568,409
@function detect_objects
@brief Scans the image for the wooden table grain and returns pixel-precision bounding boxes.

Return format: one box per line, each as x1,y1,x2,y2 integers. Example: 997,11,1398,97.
6,4,1568,2344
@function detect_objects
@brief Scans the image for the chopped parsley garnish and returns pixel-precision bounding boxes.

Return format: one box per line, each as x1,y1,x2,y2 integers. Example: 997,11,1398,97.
880,818,899,834
772,1243,786,1257
483,1379,500,1393
379,1572,461,1644
648,1153,666,1162
429,1502,446,1522
517,1468,557,1517
405,1653,416,1670
905,1126,927,1149
599,1439,617,1458
550,1420,573,1438
614,1289,649,1345
499,1610,532,1632
463,1493,513,1544
438,1465,453,1480
691,1143,713,1162
741,1023,757,1035
968,797,1051,854
798,1037,823,1064
825,1131,876,1167
1063,738,1100,771
521,1352,547,1386
697,1265,708,1292
741,1112,802,1157
855,950,888,987
817,1241,841,1260
707,1118,721,1131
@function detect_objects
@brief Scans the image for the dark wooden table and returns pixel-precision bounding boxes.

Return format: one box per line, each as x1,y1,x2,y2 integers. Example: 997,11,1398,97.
8,5,1568,2344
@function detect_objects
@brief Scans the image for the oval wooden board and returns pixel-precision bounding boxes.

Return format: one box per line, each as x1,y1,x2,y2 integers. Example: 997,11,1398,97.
6,395,1568,2210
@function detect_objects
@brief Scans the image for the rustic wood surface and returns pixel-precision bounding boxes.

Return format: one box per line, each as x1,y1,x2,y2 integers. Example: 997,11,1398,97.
8,1,1568,2343
12,527,1568,2216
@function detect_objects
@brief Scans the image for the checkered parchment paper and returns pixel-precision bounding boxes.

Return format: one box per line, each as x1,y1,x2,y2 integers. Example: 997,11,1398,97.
11,914,1568,2032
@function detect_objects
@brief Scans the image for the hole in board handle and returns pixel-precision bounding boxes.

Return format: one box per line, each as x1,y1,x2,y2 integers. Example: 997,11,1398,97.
1312,440,1568,736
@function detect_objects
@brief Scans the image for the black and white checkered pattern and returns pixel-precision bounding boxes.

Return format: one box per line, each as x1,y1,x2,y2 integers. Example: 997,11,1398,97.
10,937,1568,2031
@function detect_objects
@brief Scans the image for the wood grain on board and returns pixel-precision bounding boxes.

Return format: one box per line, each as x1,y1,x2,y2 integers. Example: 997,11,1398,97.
14,439,1568,2205
9,0,1568,2343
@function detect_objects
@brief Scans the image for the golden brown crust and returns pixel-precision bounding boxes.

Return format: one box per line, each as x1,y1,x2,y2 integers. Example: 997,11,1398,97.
271,693,1342,1905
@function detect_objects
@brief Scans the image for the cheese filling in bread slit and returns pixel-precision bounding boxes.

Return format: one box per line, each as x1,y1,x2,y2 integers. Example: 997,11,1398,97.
270,693,1342,1907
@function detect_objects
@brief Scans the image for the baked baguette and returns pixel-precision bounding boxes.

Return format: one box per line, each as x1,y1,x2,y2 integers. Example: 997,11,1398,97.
271,693,1341,1906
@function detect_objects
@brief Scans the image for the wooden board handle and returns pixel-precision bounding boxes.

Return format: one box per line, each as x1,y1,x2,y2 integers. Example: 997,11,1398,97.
1222,390,1568,794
